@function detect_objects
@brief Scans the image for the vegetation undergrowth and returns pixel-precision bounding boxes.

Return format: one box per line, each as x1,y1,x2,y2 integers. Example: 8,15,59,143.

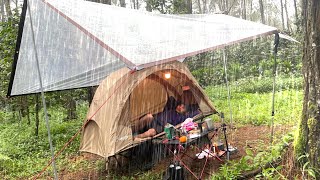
206,76,303,126
0,103,88,179
0,76,303,179
211,132,295,179
106,172,163,180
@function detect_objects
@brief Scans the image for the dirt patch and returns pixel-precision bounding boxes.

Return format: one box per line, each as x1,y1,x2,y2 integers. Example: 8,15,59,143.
50,125,293,180
229,124,293,159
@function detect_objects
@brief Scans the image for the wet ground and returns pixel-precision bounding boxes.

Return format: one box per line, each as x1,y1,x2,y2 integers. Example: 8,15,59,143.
58,125,292,180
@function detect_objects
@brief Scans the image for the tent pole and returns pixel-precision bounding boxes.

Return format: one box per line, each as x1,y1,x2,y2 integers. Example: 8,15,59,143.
222,49,233,127
27,1,58,179
270,33,280,144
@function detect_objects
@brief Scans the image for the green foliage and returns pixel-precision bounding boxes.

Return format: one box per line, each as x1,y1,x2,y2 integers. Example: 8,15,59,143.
0,9,19,106
107,171,162,180
186,38,302,88
211,132,294,179
145,0,191,14
205,77,303,125
297,154,319,179
0,103,87,179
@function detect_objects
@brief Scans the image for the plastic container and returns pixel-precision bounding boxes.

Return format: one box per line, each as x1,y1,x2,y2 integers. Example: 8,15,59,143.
204,118,214,130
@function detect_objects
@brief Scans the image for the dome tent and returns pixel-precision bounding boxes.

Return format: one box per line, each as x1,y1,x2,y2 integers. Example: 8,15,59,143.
80,61,217,158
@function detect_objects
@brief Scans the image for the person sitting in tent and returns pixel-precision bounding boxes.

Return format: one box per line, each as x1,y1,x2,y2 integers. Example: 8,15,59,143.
133,101,200,141
180,86,199,114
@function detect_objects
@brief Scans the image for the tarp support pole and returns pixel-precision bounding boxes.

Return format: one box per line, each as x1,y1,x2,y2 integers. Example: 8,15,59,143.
222,49,233,127
270,33,280,144
27,0,58,179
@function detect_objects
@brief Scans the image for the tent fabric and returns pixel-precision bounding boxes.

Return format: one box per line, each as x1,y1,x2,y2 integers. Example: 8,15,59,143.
8,0,278,96
80,61,217,158
9,0,126,96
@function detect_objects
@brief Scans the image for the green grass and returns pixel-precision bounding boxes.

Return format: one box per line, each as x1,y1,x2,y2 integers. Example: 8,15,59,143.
211,132,295,179
0,103,88,179
205,76,303,125
0,76,303,179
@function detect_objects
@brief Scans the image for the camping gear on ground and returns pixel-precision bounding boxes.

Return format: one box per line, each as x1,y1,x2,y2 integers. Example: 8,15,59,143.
158,127,223,180
164,162,185,180
196,149,214,159
188,129,201,139
165,124,175,140
226,145,238,155
180,118,194,131
174,164,184,180
168,164,175,180
197,122,204,133
205,118,214,130
179,136,187,143
217,141,225,151
182,122,197,131
202,122,208,132
221,123,230,160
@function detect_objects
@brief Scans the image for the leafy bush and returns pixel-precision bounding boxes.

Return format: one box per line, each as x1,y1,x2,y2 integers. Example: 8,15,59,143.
0,103,87,179
206,91,302,126
205,76,303,125
297,154,319,179
231,76,303,94
211,132,294,179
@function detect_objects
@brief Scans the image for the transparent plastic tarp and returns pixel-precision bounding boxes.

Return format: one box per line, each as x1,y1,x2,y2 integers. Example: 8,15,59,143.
9,0,278,96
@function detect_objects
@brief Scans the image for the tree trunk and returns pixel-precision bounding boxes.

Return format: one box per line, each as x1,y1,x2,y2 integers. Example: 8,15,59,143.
250,0,253,21
202,0,207,13
26,102,30,125
119,0,126,7
100,0,111,4
4,0,11,17
145,0,152,11
241,0,246,20
87,86,97,105
197,0,202,13
35,94,40,136
20,96,30,124
284,0,291,32
186,0,192,14
293,0,299,32
295,0,320,177
0,0,5,22
259,0,265,24
66,91,77,120
225,0,228,12
280,0,285,30
132,0,136,9
87,0,111,5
